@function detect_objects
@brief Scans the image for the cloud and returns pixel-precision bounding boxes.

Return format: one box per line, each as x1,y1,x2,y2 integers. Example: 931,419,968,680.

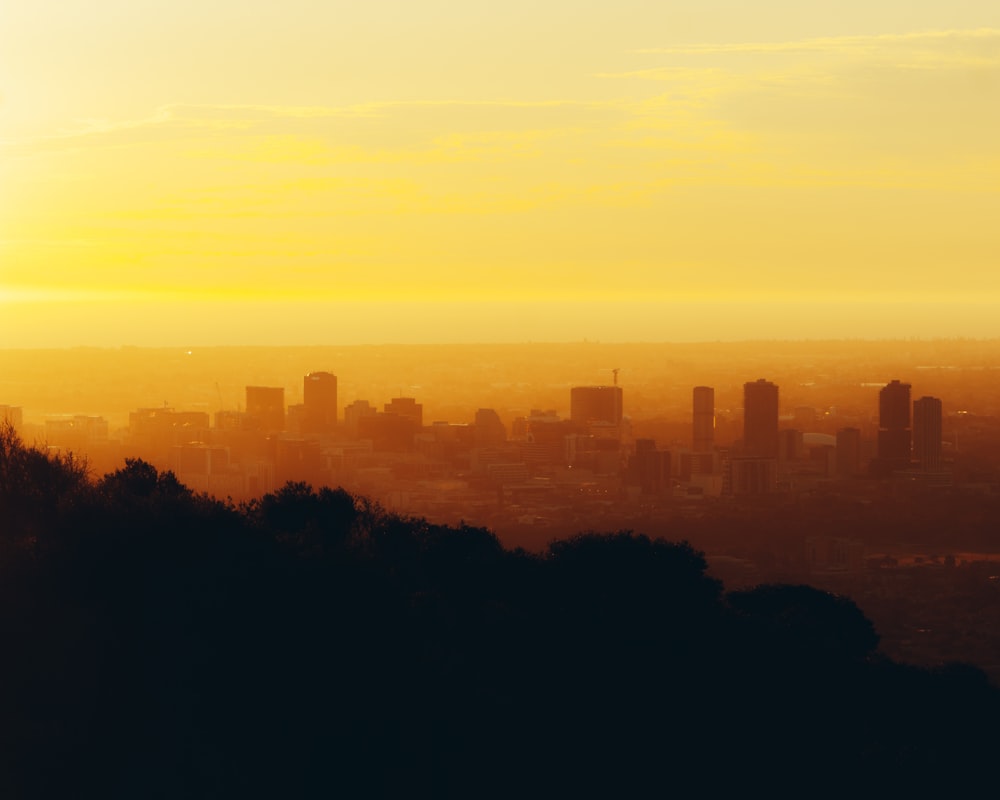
632,28,1000,57
1,98,632,164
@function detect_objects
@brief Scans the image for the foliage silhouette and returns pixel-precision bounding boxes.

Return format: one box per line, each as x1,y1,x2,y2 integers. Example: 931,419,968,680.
727,582,880,661
0,430,998,798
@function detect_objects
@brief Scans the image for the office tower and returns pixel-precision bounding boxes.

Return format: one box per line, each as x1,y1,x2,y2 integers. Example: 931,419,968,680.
245,386,285,432
729,456,778,495
743,379,779,458
877,379,911,468
474,408,507,447
912,396,943,471
303,371,338,434
778,429,804,463
570,386,623,426
344,399,376,430
129,408,210,448
631,438,671,495
836,427,862,478
384,397,423,426
692,386,714,453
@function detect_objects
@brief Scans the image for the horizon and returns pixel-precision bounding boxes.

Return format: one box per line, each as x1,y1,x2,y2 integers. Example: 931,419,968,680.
5,338,1000,432
4,333,1000,352
4,299,1000,348
5,3,1000,787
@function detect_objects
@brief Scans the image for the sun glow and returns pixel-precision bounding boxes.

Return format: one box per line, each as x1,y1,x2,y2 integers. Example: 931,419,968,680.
2,2,999,346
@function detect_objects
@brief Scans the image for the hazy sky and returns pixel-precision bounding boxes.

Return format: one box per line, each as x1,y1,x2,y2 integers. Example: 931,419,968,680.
2,1,999,346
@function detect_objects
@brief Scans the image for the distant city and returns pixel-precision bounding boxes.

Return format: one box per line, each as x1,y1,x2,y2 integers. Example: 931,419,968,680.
0,367,984,541
6,342,1000,682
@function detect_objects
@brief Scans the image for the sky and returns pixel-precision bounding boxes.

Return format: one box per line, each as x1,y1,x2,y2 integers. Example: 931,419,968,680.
2,1,999,346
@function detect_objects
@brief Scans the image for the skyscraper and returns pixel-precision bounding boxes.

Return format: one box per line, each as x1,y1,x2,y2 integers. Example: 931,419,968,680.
835,427,862,478
303,371,338,434
570,386,623,426
692,386,714,453
877,379,911,468
743,379,778,458
384,396,423,426
474,408,507,447
912,396,943,471
245,386,285,432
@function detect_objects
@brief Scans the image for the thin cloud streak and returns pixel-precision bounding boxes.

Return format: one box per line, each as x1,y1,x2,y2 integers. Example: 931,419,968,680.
3,99,624,150
633,28,1000,56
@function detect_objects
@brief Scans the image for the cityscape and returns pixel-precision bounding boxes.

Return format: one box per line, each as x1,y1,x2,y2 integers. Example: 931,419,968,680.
0,372,962,504
5,341,1000,794
4,0,1000,792
0,359,982,528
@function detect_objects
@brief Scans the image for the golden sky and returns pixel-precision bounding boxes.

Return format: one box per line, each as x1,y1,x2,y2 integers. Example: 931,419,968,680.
2,1,999,345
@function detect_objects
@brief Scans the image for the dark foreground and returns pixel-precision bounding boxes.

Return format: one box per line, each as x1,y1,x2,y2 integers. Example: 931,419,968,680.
1,426,997,798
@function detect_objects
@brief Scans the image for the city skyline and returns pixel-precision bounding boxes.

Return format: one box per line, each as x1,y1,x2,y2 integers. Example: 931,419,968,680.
3,1,1000,346
4,365,957,500
3,3,1000,780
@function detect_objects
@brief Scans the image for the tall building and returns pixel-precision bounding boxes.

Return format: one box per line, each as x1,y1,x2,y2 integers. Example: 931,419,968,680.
245,386,285,432
303,372,338,434
912,396,943,471
384,397,423,426
743,379,779,458
729,456,778,495
692,386,714,453
877,379,911,468
630,438,671,494
474,408,507,447
344,399,376,430
570,386,623,426
835,427,862,478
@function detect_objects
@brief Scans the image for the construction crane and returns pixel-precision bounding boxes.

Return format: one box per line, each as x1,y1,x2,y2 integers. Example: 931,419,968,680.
598,368,621,386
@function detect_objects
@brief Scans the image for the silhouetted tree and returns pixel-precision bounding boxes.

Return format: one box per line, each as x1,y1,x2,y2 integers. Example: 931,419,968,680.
0,422,88,538
728,582,879,661
2,426,1000,798
99,457,178,501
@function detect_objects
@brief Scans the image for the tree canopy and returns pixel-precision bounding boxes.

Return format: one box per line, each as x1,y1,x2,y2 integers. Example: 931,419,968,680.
0,426,996,798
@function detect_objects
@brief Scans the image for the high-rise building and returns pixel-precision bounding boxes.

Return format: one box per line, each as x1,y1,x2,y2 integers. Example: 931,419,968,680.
474,408,507,447
630,438,671,495
384,397,423,426
879,379,911,430
303,372,338,434
692,386,714,453
344,399,376,430
245,386,285,432
729,456,778,495
778,429,804,464
743,379,779,458
835,427,862,478
877,379,911,468
912,396,943,471
570,386,623,426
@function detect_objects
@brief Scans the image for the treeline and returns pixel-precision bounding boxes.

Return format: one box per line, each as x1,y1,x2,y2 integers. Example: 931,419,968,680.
0,425,997,797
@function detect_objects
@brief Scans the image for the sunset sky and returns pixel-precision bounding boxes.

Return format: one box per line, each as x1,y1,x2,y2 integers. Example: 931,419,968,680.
2,1,999,346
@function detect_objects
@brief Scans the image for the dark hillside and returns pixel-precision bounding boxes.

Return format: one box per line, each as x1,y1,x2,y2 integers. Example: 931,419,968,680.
1,424,997,797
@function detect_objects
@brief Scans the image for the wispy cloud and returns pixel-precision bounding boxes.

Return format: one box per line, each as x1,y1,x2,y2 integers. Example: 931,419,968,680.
16,99,614,137
633,28,1000,56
